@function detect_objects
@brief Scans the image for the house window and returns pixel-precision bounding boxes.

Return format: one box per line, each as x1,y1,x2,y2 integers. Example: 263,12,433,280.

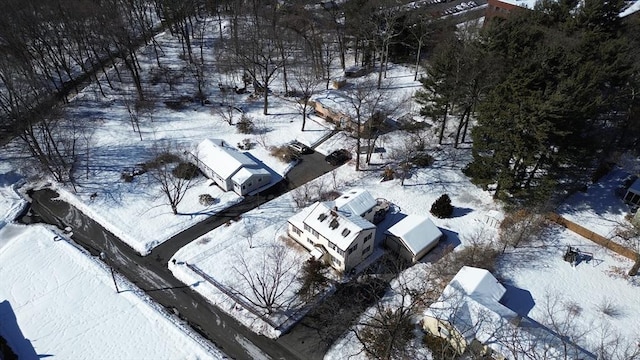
304,224,311,232
291,226,302,235
348,244,358,255
362,245,370,255
364,233,372,243
258,178,262,182
312,229,319,238
307,238,314,245
330,256,342,266
438,326,450,338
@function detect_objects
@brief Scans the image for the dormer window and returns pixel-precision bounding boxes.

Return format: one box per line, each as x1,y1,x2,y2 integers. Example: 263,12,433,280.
329,219,339,229
318,213,328,222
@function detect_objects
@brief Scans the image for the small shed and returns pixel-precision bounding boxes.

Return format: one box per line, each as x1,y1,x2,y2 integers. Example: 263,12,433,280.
624,178,640,207
385,215,443,263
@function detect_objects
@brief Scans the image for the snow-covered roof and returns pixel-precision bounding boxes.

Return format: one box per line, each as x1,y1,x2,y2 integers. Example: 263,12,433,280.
304,202,375,251
496,0,640,17
450,266,507,302
195,139,258,180
335,189,377,217
386,215,442,256
620,1,640,17
309,90,353,115
495,0,540,9
628,178,640,195
425,267,519,356
231,167,270,184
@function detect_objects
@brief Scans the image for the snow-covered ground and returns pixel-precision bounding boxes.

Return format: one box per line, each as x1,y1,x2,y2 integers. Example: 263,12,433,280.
558,168,637,238
0,176,225,360
2,14,639,359
497,225,640,358
0,28,335,256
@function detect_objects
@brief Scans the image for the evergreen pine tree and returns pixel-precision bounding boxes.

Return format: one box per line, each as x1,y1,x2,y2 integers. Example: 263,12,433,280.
430,194,453,218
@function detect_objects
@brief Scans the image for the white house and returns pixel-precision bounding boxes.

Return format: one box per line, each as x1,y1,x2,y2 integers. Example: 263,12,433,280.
385,215,443,263
422,266,595,359
422,266,521,357
624,178,640,208
334,188,378,222
287,189,378,272
191,139,271,196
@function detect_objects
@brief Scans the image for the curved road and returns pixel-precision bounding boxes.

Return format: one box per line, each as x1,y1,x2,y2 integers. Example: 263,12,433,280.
28,150,338,360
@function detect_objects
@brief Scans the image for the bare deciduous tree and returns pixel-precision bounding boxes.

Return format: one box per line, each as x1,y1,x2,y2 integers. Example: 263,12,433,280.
232,244,299,315
292,67,320,131
147,145,194,215
499,209,546,253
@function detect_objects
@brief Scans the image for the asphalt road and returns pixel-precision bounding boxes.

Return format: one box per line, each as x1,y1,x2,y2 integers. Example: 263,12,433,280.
26,149,340,360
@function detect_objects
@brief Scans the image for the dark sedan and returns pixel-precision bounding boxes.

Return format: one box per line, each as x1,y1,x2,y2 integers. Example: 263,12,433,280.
324,149,351,166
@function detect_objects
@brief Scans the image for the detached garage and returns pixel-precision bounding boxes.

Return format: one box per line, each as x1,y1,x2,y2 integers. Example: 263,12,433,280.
385,215,443,263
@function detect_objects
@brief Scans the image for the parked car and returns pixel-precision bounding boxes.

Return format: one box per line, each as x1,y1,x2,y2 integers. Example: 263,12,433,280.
288,141,312,155
325,149,351,166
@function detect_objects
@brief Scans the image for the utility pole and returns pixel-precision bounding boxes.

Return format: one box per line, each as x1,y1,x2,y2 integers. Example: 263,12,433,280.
100,251,120,293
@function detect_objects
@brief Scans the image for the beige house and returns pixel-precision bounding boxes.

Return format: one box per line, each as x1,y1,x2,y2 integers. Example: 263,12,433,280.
309,90,355,131
385,215,443,263
287,189,377,272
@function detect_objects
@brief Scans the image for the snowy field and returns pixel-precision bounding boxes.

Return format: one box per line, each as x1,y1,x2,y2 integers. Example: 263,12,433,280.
558,167,638,238
0,179,225,359
2,13,640,359
497,225,640,358
0,27,335,256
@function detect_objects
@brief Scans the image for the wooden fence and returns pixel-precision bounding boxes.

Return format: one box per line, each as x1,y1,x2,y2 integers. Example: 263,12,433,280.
547,213,640,276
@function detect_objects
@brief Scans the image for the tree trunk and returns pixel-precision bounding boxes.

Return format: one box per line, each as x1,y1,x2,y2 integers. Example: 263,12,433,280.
438,104,449,145
414,41,422,81
263,85,269,115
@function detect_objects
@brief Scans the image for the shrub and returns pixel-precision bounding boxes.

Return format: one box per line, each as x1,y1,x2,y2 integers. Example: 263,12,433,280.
270,145,297,163
121,171,134,183
423,333,459,360
431,194,453,218
297,258,330,301
144,152,180,171
172,162,199,179
164,100,186,110
236,114,255,134
411,153,434,168
199,194,216,206
319,190,341,201
382,167,395,181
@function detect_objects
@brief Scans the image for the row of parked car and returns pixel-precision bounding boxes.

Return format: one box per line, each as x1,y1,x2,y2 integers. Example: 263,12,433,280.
288,141,351,166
